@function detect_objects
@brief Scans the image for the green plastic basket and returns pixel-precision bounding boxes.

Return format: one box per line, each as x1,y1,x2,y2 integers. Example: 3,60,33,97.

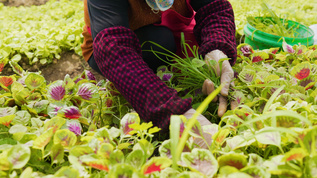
244,17,315,50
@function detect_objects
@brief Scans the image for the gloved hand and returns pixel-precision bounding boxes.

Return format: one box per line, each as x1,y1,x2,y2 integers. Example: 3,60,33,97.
202,50,237,117
183,108,214,149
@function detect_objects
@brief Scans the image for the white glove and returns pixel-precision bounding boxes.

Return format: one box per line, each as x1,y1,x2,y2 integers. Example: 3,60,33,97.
202,50,237,117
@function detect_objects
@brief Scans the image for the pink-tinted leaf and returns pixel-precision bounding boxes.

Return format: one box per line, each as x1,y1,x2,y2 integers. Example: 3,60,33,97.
250,51,269,63
237,43,254,57
76,83,98,101
57,106,82,119
66,120,82,136
238,69,256,83
7,144,31,169
81,154,109,171
212,129,230,146
9,61,24,76
120,113,140,135
47,103,64,117
48,80,66,101
290,62,311,80
162,73,173,82
81,70,96,81
282,39,295,53
0,76,15,91
181,148,218,177
282,148,308,162
0,58,8,73
218,153,247,170
0,115,15,127
87,161,109,171
255,130,281,147
298,75,316,90
142,157,172,175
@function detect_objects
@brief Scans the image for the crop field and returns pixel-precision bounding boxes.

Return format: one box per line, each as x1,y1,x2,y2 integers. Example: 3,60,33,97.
0,0,317,177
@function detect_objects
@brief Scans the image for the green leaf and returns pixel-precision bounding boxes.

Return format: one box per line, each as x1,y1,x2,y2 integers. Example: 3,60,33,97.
31,117,43,128
248,153,264,166
0,151,11,171
191,58,206,68
108,163,140,178
7,144,31,169
241,166,271,178
53,129,77,149
25,73,46,90
109,150,124,166
11,54,22,63
9,124,27,134
54,166,79,178
133,139,154,159
218,153,248,170
97,143,114,159
12,110,31,126
44,116,66,133
69,145,94,157
51,144,64,164
126,149,145,170
255,129,281,147
27,100,49,114
181,148,218,177
20,167,33,178
159,140,172,158
19,133,37,144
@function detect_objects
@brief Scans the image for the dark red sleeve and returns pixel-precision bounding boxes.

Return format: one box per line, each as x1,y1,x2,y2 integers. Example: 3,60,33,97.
93,26,192,130
194,0,237,65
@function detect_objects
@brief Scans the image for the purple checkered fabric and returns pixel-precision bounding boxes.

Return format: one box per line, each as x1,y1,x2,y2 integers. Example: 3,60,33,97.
93,27,192,130
194,0,237,65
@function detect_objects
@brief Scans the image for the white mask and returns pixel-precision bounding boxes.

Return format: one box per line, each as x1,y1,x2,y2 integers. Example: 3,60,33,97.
145,0,174,11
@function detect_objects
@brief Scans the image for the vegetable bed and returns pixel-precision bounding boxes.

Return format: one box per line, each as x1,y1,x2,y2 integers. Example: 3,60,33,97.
1,41,317,177
1,0,317,178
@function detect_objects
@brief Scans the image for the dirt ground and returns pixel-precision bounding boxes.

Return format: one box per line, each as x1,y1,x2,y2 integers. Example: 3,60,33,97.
1,0,105,83
39,52,105,83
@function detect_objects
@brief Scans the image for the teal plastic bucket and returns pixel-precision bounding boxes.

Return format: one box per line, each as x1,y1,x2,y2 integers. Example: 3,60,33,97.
244,17,315,50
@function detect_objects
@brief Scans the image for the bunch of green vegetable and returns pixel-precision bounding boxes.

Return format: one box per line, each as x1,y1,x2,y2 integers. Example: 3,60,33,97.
146,35,233,122
0,0,84,66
